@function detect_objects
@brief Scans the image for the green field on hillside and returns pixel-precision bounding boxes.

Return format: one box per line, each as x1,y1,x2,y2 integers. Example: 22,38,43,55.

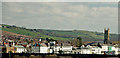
2,27,71,40
41,29,104,39
2,24,118,41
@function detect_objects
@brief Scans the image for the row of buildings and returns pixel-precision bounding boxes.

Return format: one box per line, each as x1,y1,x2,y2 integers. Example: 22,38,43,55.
1,28,119,55
1,39,119,55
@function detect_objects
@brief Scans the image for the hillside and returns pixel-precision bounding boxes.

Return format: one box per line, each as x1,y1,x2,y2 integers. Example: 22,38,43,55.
1,24,118,41
2,24,71,40
2,31,31,37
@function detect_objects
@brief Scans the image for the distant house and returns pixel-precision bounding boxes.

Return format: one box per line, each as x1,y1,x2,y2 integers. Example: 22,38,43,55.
101,45,118,55
14,45,27,53
6,47,15,53
91,46,101,54
54,44,61,54
40,43,48,53
77,44,119,55
79,45,92,54
80,48,92,54
73,45,100,54
31,43,49,53
101,45,108,54
31,46,40,53
54,43,72,54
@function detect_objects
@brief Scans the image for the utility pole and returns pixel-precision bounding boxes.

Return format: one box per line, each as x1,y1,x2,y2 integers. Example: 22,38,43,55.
38,43,40,53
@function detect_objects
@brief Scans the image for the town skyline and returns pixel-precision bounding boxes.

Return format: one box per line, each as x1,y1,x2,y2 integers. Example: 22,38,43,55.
1,2,120,57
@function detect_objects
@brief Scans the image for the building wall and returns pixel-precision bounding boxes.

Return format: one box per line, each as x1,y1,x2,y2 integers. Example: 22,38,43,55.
40,47,48,53
6,47,15,53
16,48,26,53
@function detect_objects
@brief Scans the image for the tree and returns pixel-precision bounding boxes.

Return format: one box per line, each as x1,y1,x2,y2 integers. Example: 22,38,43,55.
17,38,20,40
97,42,102,48
46,38,49,41
76,37,82,47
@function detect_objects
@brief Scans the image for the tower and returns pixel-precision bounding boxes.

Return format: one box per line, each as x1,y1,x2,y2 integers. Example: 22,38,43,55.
104,28,110,44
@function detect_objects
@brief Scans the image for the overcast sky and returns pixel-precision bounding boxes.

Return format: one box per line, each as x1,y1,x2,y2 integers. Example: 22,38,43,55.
0,2,1,24
2,2,118,33
2,0,119,2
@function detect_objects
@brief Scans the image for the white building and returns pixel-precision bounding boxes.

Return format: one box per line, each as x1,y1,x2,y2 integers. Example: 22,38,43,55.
100,45,118,55
40,46,48,53
61,46,72,54
54,44,72,54
31,46,40,53
54,46,61,54
80,48,92,54
31,46,48,53
74,44,119,55
31,43,49,53
101,45,108,52
91,47,101,54
112,46,118,54
78,45,92,54
14,45,27,53
74,45,101,54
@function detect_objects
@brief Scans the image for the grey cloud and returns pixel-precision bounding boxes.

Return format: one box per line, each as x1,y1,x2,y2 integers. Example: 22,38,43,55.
2,2,118,33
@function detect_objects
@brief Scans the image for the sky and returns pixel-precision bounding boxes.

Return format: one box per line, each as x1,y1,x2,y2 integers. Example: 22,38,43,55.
0,2,1,24
2,0,119,2
2,2,118,33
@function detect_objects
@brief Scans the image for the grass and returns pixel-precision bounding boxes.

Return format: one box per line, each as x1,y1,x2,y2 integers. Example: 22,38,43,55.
2,24,106,41
42,29,104,39
2,24,118,41
2,27,71,40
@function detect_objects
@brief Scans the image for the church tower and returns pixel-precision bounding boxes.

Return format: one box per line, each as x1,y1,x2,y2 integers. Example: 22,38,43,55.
104,28,110,44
